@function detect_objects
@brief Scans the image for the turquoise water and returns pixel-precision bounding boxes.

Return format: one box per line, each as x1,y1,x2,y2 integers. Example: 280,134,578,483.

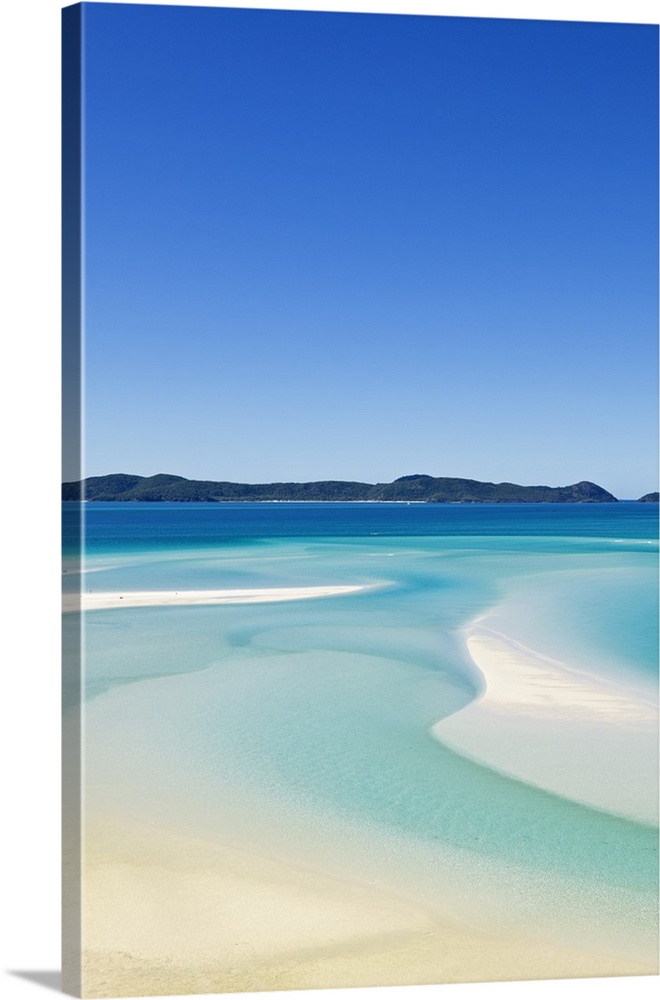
65,502,659,963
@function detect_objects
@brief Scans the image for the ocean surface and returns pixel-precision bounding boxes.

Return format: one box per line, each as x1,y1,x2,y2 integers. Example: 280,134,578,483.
63,502,659,965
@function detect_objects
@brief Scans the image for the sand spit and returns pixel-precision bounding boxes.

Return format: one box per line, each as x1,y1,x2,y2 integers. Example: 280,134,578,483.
433,625,659,824
63,584,368,613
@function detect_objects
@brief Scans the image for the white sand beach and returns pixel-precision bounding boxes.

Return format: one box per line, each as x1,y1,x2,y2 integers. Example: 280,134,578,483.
79,813,653,998
70,527,659,995
63,584,367,613
433,624,659,824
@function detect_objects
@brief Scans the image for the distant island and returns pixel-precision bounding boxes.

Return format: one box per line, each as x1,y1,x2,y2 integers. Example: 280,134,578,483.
638,492,659,503
62,473,622,503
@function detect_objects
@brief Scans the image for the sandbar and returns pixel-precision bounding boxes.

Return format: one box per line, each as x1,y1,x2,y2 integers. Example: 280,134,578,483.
433,624,659,824
63,584,367,613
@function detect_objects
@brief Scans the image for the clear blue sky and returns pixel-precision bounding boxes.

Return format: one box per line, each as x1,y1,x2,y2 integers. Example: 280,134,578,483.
78,3,658,497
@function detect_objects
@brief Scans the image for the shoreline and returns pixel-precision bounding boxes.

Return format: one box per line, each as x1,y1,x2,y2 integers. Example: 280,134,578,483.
63,584,369,613
80,812,655,997
64,498,630,504
433,622,659,824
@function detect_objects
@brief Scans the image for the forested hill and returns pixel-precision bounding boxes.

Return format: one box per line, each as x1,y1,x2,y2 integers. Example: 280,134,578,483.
62,473,619,503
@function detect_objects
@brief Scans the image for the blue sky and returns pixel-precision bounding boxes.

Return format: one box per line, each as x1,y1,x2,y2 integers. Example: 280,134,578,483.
79,3,658,496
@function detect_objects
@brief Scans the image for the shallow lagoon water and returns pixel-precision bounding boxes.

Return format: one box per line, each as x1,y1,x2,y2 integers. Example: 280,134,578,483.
66,502,659,965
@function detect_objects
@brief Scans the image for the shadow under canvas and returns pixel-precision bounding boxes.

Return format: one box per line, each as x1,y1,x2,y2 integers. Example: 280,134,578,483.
9,972,62,994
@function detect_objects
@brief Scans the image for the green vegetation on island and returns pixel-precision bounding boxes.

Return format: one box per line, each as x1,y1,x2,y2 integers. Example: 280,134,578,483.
62,473,619,503
638,492,659,502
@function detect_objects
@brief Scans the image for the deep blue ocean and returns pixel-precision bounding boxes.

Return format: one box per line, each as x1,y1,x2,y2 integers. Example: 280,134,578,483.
64,499,657,548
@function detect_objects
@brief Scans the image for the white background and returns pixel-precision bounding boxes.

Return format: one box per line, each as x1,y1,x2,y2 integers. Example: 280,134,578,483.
0,2,657,999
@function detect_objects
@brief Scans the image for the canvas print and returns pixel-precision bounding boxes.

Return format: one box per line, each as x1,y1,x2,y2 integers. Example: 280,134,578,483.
62,2,659,997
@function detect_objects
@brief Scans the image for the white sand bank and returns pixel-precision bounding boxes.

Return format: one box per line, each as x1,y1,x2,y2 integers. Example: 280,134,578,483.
433,626,659,824
79,814,653,998
63,584,367,613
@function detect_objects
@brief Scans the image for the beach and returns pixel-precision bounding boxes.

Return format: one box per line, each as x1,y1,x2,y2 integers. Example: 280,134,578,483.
66,501,659,995
81,814,653,998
